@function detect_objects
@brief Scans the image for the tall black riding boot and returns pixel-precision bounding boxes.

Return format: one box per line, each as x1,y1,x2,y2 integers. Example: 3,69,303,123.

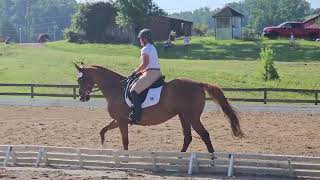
128,91,142,124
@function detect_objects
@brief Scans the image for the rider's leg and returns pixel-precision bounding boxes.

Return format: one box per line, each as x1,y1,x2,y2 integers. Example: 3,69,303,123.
128,90,142,123
129,70,162,123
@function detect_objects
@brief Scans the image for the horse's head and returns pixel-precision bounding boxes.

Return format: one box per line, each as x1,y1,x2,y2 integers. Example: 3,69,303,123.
75,63,94,102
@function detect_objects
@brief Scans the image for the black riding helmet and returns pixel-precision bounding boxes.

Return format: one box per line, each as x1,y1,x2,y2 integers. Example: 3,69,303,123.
138,29,152,40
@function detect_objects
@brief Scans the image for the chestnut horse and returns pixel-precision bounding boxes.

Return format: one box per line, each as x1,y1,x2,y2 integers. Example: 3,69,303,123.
75,64,244,153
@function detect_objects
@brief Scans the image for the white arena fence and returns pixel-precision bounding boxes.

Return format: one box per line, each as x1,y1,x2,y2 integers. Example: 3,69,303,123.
0,145,319,178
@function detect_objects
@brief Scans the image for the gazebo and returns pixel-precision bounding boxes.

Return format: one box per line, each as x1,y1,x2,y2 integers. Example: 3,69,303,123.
212,6,244,40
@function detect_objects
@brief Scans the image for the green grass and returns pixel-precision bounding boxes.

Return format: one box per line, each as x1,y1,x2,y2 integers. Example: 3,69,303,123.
0,37,320,100
157,37,320,62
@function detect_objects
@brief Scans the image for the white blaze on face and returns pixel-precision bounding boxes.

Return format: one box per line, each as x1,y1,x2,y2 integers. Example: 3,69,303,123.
77,71,83,78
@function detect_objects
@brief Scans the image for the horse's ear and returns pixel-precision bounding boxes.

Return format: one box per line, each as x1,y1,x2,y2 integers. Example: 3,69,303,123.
74,63,83,72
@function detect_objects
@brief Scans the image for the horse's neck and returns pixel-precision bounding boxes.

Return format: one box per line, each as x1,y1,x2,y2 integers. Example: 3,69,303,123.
90,67,125,100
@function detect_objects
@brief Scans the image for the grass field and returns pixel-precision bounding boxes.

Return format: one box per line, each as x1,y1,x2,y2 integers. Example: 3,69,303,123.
0,37,319,100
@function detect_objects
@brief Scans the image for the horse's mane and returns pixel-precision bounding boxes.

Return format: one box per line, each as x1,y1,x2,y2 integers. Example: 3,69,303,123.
90,65,125,79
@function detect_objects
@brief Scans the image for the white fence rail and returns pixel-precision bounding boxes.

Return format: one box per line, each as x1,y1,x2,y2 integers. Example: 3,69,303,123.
0,145,319,178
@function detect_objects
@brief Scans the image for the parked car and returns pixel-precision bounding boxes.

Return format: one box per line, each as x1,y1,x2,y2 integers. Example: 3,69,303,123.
263,22,320,40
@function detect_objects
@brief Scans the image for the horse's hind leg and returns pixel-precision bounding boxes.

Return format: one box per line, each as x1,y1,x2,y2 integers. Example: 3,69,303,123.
191,117,215,153
100,120,118,146
179,114,192,152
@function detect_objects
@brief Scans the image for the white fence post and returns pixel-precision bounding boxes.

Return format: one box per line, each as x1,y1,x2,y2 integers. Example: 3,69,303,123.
113,151,120,167
228,154,235,177
35,147,44,167
188,153,199,175
151,152,157,171
42,148,48,166
77,149,83,168
11,149,17,165
288,157,293,177
3,146,12,166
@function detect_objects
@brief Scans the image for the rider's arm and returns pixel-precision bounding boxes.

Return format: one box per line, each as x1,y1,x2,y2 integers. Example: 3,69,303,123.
134,53,149,73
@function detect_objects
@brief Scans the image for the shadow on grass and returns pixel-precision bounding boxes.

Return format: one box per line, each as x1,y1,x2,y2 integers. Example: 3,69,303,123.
156,40,320,62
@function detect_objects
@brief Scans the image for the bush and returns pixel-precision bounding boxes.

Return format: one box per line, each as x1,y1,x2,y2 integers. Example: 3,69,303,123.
69,2,116,43
64,29,84,43
192,24,208,36
37,34,50,43
242,27,255,38
258,47,280,81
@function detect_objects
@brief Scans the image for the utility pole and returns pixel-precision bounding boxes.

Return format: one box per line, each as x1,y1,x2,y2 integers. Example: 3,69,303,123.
53,25,57,41
53,27,55,41
26,0,31,42
19,27,22,44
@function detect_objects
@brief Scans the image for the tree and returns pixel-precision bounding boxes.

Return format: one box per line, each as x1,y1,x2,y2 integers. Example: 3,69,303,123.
29,0,78,41
193,24,208,36
114,0,166,35
0,0,77,42
70,2,116,43
258,47,279,81
228,0,257,27
0,18,18,41
228,0,311,33
278,0,310,21
245,0,310,33
170,7,218,34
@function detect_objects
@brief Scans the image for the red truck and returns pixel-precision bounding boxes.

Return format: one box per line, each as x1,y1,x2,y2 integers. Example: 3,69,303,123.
263,22,320,40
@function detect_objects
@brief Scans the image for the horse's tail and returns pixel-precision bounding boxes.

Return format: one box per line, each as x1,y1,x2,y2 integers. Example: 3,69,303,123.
203,83,244,138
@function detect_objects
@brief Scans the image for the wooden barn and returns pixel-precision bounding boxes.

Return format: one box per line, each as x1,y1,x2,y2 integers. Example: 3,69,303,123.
145,16,193,41
303,14,320,28
212,6,244,40
105,15,193,43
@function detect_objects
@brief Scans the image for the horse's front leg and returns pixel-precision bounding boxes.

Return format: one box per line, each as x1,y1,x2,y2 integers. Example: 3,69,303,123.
100,119,118,147
118,119,129,150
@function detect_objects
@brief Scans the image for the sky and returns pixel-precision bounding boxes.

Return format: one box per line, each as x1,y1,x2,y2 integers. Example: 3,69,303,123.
153,0,320,13
77,0,320,13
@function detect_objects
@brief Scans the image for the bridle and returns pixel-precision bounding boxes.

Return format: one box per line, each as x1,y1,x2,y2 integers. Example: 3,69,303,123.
77,75,100,95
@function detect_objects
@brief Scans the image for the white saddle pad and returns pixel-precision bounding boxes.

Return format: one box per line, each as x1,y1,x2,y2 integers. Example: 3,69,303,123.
125,86,163,108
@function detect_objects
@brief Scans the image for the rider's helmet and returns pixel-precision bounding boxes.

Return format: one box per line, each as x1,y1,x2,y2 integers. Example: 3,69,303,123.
138,29,152,41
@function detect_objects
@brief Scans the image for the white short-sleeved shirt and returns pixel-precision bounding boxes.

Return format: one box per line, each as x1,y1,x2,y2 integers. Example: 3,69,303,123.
183,36,190,45
141,43,160,70
290,34,295,41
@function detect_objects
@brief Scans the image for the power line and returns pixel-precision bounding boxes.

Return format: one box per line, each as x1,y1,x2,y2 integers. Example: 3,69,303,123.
31,26,55,29
31,15,72,20
0,29,18,32
31,17,71,22
30,25,67,31
0,32,18,36
30,21,70,27
31,23,58,27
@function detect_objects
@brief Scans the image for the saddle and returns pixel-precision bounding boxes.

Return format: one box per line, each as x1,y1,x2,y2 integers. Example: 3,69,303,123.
123,73,165,107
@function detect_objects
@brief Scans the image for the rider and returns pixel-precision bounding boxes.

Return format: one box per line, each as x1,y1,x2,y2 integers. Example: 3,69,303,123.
129,29,162,124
